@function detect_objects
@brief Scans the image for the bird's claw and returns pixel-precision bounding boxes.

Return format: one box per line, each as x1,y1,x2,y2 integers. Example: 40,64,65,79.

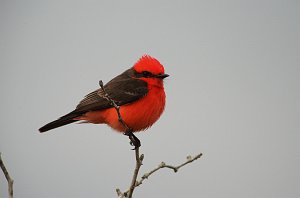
124,131,141,149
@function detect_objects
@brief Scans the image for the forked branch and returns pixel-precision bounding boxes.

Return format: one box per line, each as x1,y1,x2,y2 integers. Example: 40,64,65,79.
116,153,202,197
135,153,202,187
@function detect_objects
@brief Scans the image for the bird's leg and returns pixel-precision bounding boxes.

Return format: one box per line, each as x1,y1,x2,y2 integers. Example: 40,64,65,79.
124,130,141,149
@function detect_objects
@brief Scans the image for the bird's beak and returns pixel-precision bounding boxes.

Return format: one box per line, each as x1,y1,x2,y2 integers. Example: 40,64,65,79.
156,73,169,79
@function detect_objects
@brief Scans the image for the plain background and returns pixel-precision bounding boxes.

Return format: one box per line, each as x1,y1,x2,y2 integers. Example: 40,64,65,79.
1,0,299,197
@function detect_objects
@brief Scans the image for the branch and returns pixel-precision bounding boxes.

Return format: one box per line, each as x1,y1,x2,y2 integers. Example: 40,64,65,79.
116,149,145,198
99,80,143,198
127,148,143,198
116,148,143,198
135,153,202,188
116,153,202,197
0,153,14,198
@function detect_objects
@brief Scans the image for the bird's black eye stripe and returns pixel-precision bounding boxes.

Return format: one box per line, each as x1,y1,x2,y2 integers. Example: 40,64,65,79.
133,70,154,78
142,71,152,77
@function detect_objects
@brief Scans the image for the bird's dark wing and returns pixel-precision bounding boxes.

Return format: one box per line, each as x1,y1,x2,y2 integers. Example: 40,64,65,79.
75,69,148,113
39,68,148,132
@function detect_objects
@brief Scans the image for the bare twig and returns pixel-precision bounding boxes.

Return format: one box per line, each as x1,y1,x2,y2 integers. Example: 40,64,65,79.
0,153,14,198
116,153,202,197
127,148,144,198
135,153,202,188
116,149,144,198
116,188,123,198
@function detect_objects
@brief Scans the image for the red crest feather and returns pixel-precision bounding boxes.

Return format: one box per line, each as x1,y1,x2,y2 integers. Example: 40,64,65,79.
133,55,165,75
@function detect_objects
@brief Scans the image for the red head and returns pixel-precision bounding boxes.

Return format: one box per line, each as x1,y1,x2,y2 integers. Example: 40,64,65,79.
132,55,169,87
133,55,165,75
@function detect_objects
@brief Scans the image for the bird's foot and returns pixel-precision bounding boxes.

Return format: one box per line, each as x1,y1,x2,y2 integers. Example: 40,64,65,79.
124,130,141,149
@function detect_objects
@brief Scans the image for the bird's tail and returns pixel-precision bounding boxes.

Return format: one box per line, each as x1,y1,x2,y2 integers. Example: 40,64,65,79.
39,111,80,133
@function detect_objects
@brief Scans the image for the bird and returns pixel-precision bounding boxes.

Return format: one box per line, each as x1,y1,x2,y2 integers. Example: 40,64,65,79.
39,55,169,135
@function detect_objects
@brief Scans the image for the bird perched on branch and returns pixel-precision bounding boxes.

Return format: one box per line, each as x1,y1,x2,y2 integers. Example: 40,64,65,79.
39,55,169,134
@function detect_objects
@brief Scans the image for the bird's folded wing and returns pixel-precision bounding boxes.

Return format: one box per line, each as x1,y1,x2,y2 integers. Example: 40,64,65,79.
75,77,148,113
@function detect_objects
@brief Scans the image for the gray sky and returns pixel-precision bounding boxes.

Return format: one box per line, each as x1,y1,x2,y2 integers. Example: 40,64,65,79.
0,0,299,197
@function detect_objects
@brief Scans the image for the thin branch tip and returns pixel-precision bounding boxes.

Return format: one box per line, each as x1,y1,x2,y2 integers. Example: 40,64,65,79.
139,154,144,161
116,188,122,196
99,80,104,87
132,152,202,191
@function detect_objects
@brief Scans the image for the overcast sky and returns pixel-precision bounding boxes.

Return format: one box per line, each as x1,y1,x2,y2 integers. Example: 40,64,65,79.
0,0,299,197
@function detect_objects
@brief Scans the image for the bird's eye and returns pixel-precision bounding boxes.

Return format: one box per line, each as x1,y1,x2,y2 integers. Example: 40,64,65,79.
142,71,152,77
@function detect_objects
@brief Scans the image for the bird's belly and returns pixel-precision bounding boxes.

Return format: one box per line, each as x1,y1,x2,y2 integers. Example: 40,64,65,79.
108,88,166,132
83,88,166,132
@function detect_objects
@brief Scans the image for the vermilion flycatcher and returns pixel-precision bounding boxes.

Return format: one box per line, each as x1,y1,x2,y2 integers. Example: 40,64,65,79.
39,55,168,133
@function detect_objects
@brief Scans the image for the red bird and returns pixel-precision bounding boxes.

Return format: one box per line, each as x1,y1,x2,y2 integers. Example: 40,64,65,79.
39,55,169,133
